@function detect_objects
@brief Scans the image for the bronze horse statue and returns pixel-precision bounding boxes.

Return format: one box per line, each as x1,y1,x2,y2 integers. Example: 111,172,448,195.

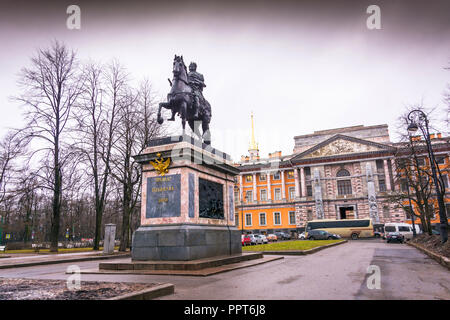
157,55,212,145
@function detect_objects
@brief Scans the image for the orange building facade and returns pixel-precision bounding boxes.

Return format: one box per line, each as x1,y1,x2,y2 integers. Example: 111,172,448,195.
395,134,450,228
234,119,450,236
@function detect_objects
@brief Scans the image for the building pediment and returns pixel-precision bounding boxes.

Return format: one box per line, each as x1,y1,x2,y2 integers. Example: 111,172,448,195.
291,134,396,161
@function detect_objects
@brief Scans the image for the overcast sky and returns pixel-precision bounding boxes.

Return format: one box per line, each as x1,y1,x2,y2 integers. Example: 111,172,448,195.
0,0,449,161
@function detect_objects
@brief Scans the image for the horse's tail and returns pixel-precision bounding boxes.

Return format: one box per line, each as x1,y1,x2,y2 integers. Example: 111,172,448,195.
202,99,212,122
157,103,164,124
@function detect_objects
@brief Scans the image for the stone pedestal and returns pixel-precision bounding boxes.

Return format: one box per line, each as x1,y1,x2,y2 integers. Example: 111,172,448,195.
131,135,241,261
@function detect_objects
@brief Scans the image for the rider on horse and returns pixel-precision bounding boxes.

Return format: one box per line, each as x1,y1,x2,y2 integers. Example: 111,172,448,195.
158,56,212,144
187,62,205,119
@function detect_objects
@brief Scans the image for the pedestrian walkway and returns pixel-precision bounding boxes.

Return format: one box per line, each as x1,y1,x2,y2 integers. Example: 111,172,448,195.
0,251,130,269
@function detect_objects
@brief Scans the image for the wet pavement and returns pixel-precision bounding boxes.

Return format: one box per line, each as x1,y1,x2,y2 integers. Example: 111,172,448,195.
0,240,448,300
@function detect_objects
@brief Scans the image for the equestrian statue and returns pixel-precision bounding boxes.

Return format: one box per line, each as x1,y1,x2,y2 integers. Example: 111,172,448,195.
157,55,212,145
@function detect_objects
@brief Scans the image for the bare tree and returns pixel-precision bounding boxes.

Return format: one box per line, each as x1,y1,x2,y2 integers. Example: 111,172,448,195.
110,79,165,252
392,139,434,234
15,41,83,252
0,130,29,207
73,60,128,250
390,106,449,235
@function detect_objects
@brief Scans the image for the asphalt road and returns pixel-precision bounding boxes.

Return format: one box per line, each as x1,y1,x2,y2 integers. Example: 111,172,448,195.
0,240,448,300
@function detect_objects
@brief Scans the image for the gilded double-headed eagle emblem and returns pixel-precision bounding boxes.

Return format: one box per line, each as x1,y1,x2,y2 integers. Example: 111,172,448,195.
150,153,171,176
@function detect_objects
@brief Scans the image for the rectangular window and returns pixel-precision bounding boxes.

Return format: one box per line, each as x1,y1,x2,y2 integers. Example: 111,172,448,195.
435,156,445,165
337,180,352,195
307,210,313,221
442,175,449,188
430,203,436,219
274,188,281,200
417,157,426,167
400,179,409,192
376,159,384,171
274,212,281,225
306,185,313,197
288,187,295,200
383,206,390,218
260,189,267,201
245,213,252,226
420,176,429,188
272,172,280,180
259,213,266,226
304,167,311,177
245,175,253,182
289,211,296,225
235,214,239,226
287,171,294,179
245,190,253,203
259,173,267,181
378,178,386,192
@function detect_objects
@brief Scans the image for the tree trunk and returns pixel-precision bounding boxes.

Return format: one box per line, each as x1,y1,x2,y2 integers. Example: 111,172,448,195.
119,183,131,252
50,140,61,253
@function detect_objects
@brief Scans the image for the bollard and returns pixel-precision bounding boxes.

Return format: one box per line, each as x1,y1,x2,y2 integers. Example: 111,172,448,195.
103,224,116,255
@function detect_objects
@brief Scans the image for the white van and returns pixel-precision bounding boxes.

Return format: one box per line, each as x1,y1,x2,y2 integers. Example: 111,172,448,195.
384,223,421,240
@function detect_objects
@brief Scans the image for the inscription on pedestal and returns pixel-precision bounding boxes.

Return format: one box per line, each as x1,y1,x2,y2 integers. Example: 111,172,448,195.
199,178,224,219
146,174,181,218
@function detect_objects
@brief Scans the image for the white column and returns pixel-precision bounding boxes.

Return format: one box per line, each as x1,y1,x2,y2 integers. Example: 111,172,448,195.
281,170,286,200
267,172,272,200
300,167,306,197
252,173,257,201
390,158,398,191
294,168,300,198
239,175,243,202
383,159,391,191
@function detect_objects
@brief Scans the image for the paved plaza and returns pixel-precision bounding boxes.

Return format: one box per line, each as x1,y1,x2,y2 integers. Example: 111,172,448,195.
0,240,448,300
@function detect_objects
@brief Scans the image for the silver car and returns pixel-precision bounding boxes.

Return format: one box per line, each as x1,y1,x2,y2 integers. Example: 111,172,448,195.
248,234,262,245
255,234,268,244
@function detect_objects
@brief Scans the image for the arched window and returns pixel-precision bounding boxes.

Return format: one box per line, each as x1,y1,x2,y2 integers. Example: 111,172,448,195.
336,169,350,177
336,169,352,195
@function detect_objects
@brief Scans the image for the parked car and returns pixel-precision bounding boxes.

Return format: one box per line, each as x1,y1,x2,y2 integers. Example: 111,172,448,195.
241,234,251,246
255,234,268,244
386,231,405,243
248,234,263,245
298,232,306,240
384,223,420,240
307,229,341,240
266,234,278,242
374,231,383,238
275,232,291,240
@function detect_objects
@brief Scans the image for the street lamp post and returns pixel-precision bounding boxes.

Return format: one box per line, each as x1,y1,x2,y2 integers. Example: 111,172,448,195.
407,109,448,243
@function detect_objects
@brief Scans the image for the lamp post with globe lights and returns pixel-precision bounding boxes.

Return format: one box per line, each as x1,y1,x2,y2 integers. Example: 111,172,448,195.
407,109,447,243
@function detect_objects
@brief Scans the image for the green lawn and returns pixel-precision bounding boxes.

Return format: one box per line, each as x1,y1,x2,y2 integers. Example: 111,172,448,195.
242,240,343,252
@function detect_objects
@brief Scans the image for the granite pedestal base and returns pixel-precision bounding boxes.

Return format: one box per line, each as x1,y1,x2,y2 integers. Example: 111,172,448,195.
132,224,242,261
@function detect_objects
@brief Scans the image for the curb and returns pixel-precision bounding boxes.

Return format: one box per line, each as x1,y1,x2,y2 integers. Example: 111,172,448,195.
105,283,175,300
76,255,283,277
0,253,131,269
248,240,347,256
407,242,450,271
